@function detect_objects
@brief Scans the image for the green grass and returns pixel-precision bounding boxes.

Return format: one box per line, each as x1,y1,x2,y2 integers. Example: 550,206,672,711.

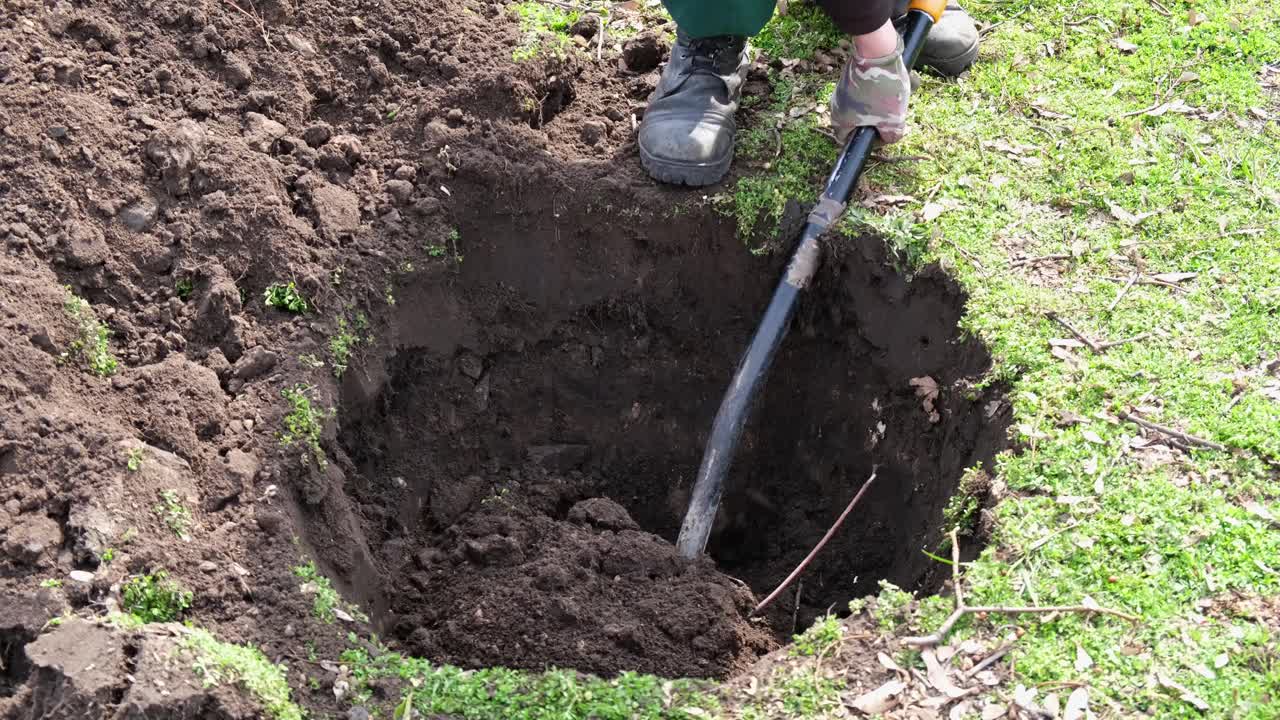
121,571,193,622
292,559,370,624
279,384,332,468
752,1,842,60
328,312,369,378
263,282,309,314
425,226,465,263
720,0,1280,716
153,489,192,539
175,277,194,301
341,645,721,720
511,1,579,62
184,627,304,720
789,614,842,657
126,447,144,472
61,287,118,377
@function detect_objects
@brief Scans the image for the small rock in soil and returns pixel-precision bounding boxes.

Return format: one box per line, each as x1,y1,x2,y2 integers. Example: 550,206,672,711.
144,119,205,195
3,514,63,565
568,497,639,531
118,197,159,231
232,346,279,381
224,54,254,88
622,32,667,73
603,622,644,650
245,90,278,111
195,275,242,339
463,534,524,566
569,15,599,39
303,122,332,147
526,444,589,472
243,112,287,153
309,181,360,239
580,120,607,146
199,561,217,572
457,352,483,379
68,570,94,583
414,548,442,569
532,563,571,591
348,707,371,720
446,108,465,126
64,223,110,268
384,179,414,204
430,475,483,528
224,448,261,484
67,501,118,563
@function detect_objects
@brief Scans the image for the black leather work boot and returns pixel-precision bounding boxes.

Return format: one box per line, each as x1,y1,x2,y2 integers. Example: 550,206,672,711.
637,31,750,187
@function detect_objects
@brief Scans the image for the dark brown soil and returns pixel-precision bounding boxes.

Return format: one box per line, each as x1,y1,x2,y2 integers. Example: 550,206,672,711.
0,0,1008,716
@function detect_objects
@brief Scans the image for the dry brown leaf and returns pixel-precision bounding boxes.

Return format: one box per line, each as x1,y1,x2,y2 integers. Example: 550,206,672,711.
1075,644,1094,671
877,651,905,674
910,376,941,424
861,193,918,208
922,648,971,699
1111,37,1138,53
1082,429,1104,444
285,33,318,55
1151,271,1198,283
1244,501,1279,527
847,679,906,714
1063,688,1091,720
1106,202,1159,226
1158,673,1210,711
1050,338,1088,348
1051,345,1081,368
1187,8,1204,26
981,703,1007,720
921,202,949,222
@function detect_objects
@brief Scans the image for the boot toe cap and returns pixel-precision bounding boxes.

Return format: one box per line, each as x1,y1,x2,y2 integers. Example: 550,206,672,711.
638,111,735,166
920,11,979,75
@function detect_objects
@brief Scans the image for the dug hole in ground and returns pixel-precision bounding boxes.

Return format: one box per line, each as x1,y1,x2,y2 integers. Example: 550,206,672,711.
0,0,1009,716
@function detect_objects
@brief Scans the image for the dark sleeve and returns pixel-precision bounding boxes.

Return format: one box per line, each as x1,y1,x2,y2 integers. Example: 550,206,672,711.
814,0,895,36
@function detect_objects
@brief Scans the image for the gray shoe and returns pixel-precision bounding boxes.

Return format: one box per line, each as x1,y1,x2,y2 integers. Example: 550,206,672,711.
917,3,979,76
638,32,749,187
895,1,979,76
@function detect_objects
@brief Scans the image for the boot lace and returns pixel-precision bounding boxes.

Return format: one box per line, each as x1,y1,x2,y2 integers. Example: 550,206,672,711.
682,36,741,77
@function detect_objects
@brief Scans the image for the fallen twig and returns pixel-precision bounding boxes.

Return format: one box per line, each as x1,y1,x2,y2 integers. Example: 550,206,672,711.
965,643,1015,679
1011,253,1070,268
224,0,274,49
1106,272,1139,313
596,14,605,62
903,603,1139,647
752,469,878,615
905,531,1138,646
1095,332,1150,350
1147,0,1171,16
1117,410,1227,452
941,237,987,275
1045,311,1102,353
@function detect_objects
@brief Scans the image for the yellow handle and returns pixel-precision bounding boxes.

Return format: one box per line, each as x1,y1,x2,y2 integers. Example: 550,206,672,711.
908,0,946,22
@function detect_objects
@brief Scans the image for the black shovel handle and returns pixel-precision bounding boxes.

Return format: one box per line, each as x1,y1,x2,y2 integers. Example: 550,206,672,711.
674,3,943,560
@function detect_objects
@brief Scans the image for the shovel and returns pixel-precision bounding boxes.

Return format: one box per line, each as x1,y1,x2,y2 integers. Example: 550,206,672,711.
676,0,948,560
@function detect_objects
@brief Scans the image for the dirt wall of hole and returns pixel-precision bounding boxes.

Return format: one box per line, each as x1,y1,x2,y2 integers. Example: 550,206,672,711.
295,196,1008,679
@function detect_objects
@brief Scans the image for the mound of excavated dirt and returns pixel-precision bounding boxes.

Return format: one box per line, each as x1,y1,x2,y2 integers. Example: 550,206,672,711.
0,0,1007,716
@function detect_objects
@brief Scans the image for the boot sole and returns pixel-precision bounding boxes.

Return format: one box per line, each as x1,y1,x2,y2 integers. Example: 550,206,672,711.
918,43,978,77
639,143,733,187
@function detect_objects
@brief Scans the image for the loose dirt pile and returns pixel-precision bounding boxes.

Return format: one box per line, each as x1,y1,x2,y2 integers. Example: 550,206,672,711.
0,0,1007,716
